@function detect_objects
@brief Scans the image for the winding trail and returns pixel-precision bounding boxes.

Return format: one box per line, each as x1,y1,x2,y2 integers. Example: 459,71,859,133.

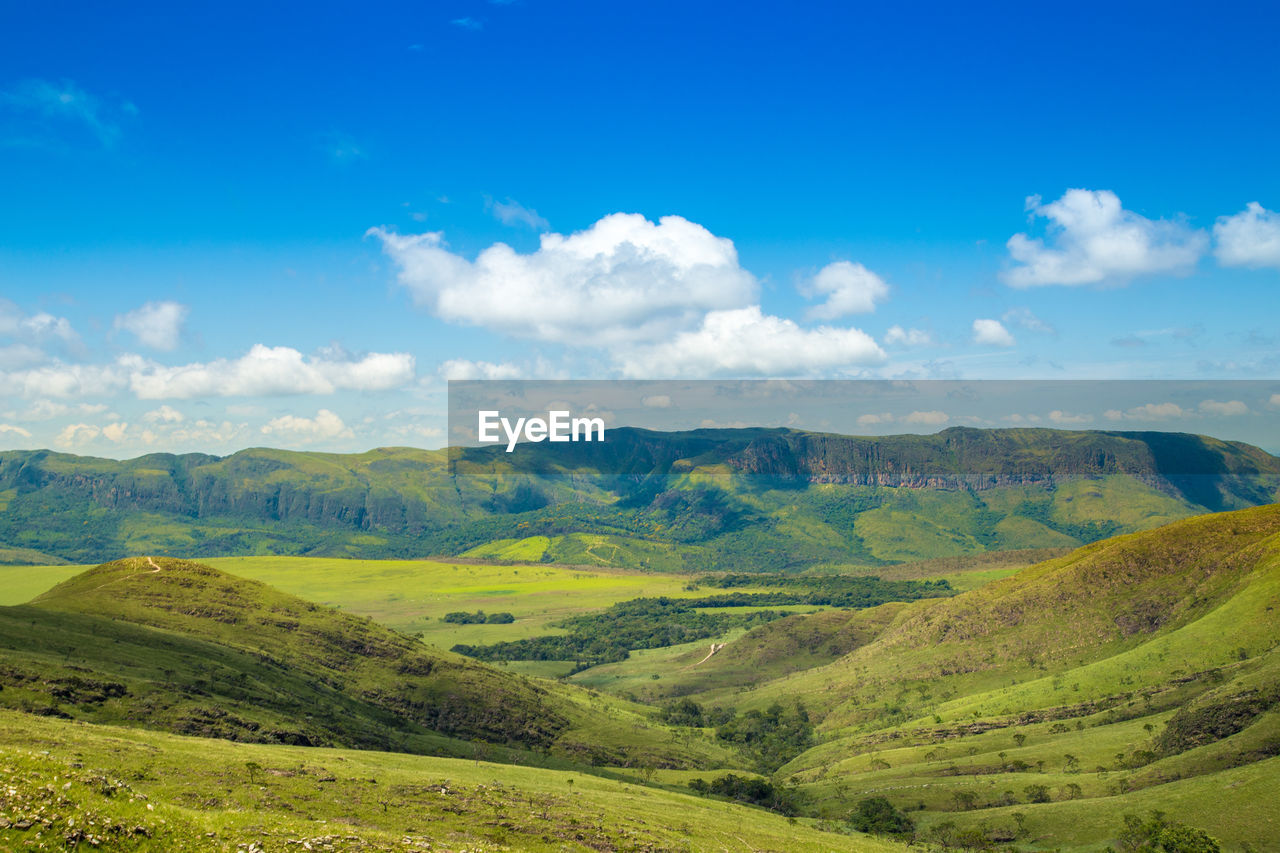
685,642,725,669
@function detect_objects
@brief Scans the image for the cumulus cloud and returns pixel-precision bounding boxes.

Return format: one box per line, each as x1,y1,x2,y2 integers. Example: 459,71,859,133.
56,422,101,447
617,306,885,377
438,359,524,380
1003,189,1206,287
1104,402,1188,421
884,326,933,347
0,301,79,347
261,409,353,441
143,404,185,423
1048,410,1093,424
1214,202,1280,268
802,261,889,320
0,423,32,437
903,410,949,425
369,213,758,347
1199,399,1248,417
0,346,414,401
0,362,128,399
856,412,893,426
489,197,549,231
128,345,415,399
114,301,188,351
972,318,1015,347
642,395,672,408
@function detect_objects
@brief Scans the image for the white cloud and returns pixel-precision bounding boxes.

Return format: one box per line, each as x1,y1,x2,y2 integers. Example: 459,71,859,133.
884,326,933,347
143,404,185,423
1003,189,1206,287
642,395,672,408
0,301,79,348
114,301,189,351
21,312,79,344
0,343,47,369
1271,393,1280,409
617,306,885,377
0,423,32,438
903,410,949,425
1104,402,1188,421
972,318,1015,347
370,213,758,347
1001,307,1055,335
0,346,414,401
128,345,415,399
1214,202,1280,268
167,419,248,446
802,261,889,319
451,17,482,30
261,409,353,441
856,412,893,426
0,362,128,399
56,423,101,447
489,197,549,231
1198,399,1248,417
438,359,524,380
101,421,128,442
1048,410,1093,424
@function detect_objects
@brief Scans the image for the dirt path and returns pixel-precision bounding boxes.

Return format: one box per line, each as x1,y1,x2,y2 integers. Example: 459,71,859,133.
685,642,725,669
145,556,163,572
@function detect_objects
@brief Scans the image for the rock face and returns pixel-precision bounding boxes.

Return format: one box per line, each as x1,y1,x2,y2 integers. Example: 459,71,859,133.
0,427,1277,564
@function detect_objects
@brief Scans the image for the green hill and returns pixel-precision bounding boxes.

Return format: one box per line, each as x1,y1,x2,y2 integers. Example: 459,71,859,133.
1,427,1277,568
646,504,1280,849
0,556,732,771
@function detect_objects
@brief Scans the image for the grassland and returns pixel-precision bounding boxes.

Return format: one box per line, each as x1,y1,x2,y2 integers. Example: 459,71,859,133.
0,709,902,852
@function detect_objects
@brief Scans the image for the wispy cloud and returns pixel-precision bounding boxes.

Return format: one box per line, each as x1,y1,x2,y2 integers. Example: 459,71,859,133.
451,17,483,30
488,197,549,230
1,78,133,147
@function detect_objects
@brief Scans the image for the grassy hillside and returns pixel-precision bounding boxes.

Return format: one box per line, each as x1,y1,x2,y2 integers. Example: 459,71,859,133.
2,427,1277,568
0,557,734,771
0,710,901,852
648,504,1280,849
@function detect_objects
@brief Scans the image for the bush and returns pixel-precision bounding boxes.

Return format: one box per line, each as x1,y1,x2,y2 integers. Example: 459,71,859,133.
848,796,914,837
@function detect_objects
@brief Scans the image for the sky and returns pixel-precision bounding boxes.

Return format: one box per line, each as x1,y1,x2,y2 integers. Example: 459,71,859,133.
1,1,1278,456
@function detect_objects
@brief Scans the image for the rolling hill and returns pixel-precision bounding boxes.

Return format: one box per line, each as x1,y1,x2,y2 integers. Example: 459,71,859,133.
0,556,734,771
636,503,1280,849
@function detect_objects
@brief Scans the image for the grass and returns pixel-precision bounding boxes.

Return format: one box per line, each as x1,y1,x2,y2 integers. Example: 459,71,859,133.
0,709,904,852
200,555,705,647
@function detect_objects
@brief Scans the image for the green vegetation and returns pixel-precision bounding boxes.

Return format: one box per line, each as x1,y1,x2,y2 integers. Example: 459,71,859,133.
0,710,898,852
0,557,732,770
453,596,791,668
442,609,515,623
2,427,1276,568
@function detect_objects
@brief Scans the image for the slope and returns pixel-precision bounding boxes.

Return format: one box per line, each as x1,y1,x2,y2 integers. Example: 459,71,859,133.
0,557,732,770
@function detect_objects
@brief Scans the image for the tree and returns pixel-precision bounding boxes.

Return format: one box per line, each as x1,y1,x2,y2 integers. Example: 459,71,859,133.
1115,811,1221,853
847,796,915,838
1023,783,1050,804
1063,753,1080,773
1013,732,1027,748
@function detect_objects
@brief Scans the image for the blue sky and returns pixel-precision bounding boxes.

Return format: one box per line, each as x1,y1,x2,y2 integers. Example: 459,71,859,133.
1,1,1278,455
